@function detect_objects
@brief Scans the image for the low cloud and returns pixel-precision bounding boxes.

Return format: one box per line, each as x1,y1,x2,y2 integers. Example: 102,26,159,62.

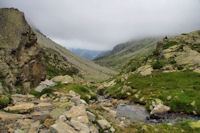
1,0,200,50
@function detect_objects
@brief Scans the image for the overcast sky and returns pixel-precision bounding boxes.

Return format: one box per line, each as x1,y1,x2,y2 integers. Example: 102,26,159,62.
1,0,200,50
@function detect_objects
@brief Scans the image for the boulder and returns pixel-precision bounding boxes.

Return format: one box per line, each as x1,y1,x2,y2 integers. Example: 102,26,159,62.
0,111,26,121
50,121,77,133
65,105,89,124
97,119,111,130
52,75,73,84
4,103,34,113
87,111,96,121
11,94,35,104
150,104,170,117
70,120,90,133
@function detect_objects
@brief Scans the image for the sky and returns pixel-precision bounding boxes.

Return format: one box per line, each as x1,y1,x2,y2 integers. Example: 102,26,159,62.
1,0,200,50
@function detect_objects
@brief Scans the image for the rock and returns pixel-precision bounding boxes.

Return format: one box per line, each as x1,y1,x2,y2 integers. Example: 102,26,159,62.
50,121,77,133
35,84,47,92
15,129,25,133
58,115,67,122
167,96,172,100
89,125,99,133
52,75,73,84
87,111,96,121
4,103,34,113
68,90,77,97
97,119,111,130
36,102,52,108
11,94,35,105
50,108,66,119
44,119,56,128
41,79,56,87
65,105,89,124
189,120,200,129
150,104,170,116
136,64,153,76
0,111,26,121
28,121,40,133
31,110,50,121
71,96,81,105
70,120,90,133
0,82,3,94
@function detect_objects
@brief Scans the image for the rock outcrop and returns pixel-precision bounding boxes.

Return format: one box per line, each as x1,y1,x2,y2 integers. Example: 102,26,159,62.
0,8,45,92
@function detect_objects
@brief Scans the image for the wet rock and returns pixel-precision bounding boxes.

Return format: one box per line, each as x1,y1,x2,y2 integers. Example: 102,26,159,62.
4,103,34,113
52,75,73,84
50,121,77,133
97,119,111,130
150,104,170,117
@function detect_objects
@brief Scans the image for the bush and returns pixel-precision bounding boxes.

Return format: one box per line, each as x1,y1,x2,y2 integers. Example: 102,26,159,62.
0,95,11,109
170,60,176,64
152,61,164,69
163,41,178,49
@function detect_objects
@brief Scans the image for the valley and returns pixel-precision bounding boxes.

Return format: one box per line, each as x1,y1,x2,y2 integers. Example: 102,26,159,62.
0,7,200,133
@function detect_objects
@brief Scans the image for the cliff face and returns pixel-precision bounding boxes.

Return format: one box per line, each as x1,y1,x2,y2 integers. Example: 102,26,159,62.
0,8,46,93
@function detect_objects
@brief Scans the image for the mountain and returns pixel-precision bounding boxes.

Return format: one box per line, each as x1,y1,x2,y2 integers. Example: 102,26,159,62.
34,29,116,81
94,38,160,71
69,48,104,60
0,8,116,93
102,30,200,117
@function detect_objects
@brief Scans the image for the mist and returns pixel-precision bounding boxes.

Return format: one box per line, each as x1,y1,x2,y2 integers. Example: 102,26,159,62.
1,0,200,50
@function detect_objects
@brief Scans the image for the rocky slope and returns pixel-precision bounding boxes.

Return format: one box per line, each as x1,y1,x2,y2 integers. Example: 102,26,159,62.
35,29,116,81
0,8,46,93
0,8,116,94
94,38,160,71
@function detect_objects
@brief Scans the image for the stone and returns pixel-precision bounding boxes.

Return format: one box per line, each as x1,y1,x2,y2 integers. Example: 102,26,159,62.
97,119,111,130
14,129,25,133
28,121,40,133
89,125,99,133
0,111,26,121
58,115,67,122
70,120,90,133
68,90,77,97
87,111,96,121
11,94,35,104
52,75,73,84
35,84,47,92
150,104,170,116
65,105,89,124
4,103,34,113
36,102,52,108
41,79,56,87
50,121,77,133
0,82,3,94
50,108,66,119
71,96,81,105
44,119,56,128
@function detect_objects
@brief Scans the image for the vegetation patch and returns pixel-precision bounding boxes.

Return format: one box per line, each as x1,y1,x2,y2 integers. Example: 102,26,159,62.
119,120,200,133
0,95,11,109
105,71,200,115
163,41,178,49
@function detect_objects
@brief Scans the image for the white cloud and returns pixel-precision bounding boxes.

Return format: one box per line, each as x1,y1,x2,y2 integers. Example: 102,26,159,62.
1,0,200,50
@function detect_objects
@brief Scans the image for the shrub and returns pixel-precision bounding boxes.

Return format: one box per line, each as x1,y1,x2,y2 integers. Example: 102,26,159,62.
170,60,176,64
163,41,178,49
152,61,164,69
0,95,11,109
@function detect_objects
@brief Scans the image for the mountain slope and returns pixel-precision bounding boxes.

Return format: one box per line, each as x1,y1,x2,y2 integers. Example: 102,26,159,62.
94,38,160,71
69,48,104,60
102,30,200,116
34,29,116,81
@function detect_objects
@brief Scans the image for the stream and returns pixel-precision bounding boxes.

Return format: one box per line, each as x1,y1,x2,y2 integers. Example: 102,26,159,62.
98,96,200,124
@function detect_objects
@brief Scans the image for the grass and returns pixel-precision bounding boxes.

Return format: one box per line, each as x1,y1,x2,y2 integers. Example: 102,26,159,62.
163,41,178,49
119,120,200,133
105,71,200,115
30,82,97,103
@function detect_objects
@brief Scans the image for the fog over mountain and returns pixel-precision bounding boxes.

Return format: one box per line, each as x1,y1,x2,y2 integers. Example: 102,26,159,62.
1,0,200,50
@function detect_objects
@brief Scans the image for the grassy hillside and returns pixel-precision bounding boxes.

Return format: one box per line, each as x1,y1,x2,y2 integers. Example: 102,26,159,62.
34,29,116,82
94,38,160,71
104,30,200,115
